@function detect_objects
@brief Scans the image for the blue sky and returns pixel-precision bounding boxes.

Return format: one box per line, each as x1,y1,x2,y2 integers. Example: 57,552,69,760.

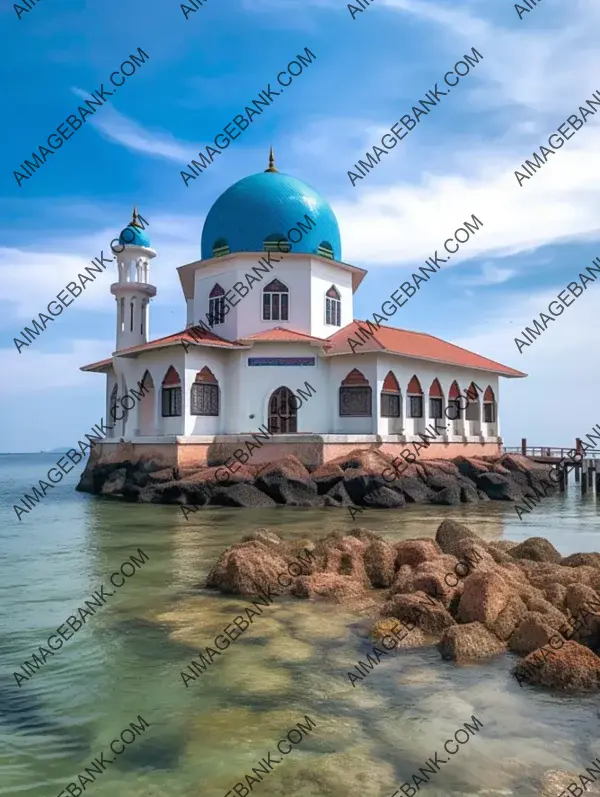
1,0,599,452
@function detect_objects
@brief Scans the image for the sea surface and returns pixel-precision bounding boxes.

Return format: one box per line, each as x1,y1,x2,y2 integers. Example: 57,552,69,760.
1,453,600,797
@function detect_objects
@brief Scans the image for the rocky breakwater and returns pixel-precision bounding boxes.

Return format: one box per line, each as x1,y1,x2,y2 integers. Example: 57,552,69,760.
76,449,555,511
205,523,600,693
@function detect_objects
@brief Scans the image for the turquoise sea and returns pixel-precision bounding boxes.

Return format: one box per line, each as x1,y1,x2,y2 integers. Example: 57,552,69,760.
1,453,600,797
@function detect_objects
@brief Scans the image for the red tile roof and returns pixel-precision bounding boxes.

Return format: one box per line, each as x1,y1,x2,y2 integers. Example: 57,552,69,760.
80,327,245,372
80,321,526,378
325,321,526,378
239,327,329,344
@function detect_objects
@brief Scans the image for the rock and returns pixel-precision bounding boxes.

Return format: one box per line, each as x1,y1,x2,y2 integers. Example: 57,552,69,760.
439,622,506,662
310,462,345,494
206,540,290,596
514,640,600,691
324,481,354,506
254,456,316,504
435,519,483,556
152,480,186,504
460,484,480,503
561,552,600,568
429,485,461,505
241,529,285,548
209,483,277,508
381,591,455,636
420,465,459,492
491,594,528,641
490,540,519,551
147,467,176,483
291,573,365,603
564,583,600,618
509,537,562,564
454,456,491,481
542,583,568,611
99,467,127,496
363,540,396,588
393,476,432,504
508,612,561,655
476,472,522,501
456,571,513,627
343,469,385,504
395,539,441,568
362,486,406,508
179,479,212,506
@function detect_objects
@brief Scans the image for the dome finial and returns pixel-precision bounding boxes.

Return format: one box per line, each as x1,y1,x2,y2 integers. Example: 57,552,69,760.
131,205,142,228
265,145,278,173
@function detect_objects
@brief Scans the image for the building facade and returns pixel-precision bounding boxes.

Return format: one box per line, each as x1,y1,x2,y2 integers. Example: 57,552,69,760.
82,151,525,471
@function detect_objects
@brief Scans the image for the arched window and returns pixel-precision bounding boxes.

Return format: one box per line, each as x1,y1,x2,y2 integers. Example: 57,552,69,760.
340,369,372,417
130,301,134,332
119,298,125,332
429,378,443,420
191,367,219,416
447,380,462,421
407,375,423,418
465,382,481,421
483,386,496,423
263,279,289,321
208,283,226,327
212,238,230,258
317,241,334,259
263,233,291,254
381,371,401,418
325,285,341,327
161,366,182,417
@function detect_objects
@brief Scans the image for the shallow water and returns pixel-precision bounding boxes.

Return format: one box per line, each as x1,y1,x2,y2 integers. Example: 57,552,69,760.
1,454,600,797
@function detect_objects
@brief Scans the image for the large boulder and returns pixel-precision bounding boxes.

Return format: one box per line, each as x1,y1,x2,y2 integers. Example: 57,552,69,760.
310,462,345,494
508,612,561,656
343,469,385,504
393,476,433,504
323,481,354,506
435,519,483,556
99,467,127,496
363,540,397,587
509,537,562,564
209,483,277,508
476,472,522,501
254,456,316,504
291,573,365,603
491,594,528,641
456,571,513,627
439,622,506,662
395,539,441,568
514,640,600,691
362,485,406,508
561,552,600,568
429,485,461,506
381,591,455,636
206,540,291,596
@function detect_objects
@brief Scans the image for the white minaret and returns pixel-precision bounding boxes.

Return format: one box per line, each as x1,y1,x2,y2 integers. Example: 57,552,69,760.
110,207,157,352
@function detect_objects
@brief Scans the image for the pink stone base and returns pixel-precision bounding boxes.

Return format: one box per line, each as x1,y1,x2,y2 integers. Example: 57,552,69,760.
90,439,502,471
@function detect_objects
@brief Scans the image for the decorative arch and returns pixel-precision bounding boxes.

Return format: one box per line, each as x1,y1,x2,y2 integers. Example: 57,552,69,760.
340,369,372,417
407,375,423,418
381,371,401,418
212,238,229,258
483,386,497,423
325,285,341,327
465,381,481,421
317,241,334,259
428,378,444,420
208,283,226,327
262,278,289,321
161,366,182,417
268,386,297,434
447,380,462,421
263,233,291,254
191,367,219,416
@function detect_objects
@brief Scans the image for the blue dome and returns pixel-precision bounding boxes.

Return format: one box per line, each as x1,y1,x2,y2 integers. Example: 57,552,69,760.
201,170,341,261
119,224,151,248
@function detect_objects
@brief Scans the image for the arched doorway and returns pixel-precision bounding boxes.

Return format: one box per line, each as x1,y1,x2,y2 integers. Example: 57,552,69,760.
268,386,297,434
139,370,155,436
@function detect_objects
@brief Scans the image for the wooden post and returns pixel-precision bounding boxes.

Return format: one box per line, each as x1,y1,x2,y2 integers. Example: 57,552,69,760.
595,464,600,496
521,438,527,456
558,465,566,493
588,462,594,488
582,463,588,495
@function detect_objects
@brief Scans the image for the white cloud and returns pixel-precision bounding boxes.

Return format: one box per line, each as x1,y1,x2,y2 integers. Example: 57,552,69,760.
72,90,200,164
460,261,516,287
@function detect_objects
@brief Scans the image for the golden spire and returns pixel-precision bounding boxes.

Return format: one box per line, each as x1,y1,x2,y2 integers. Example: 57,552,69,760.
265,145,278,173
131,205,142,228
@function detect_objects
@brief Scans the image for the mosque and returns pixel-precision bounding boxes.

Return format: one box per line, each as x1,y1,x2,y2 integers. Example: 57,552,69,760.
81,150,526,471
